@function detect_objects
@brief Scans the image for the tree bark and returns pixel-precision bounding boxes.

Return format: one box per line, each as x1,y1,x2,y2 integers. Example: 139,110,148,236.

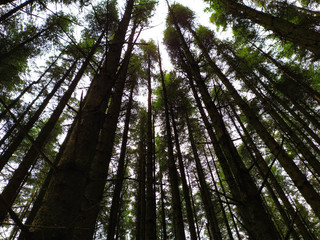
135,112,147,240
158,46,186,240
29,2,135,238
190,27,320,218
223,0,320,57
70,25,138,240
145,54,156,240
167,14,280,237
106,83,135,240
186,115,222,240
170,107,198,240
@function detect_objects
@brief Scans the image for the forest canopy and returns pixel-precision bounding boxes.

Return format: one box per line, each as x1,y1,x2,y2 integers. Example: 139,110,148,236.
0,0,320,239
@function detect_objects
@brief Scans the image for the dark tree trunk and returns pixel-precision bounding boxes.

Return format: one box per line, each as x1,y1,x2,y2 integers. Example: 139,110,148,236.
29,2,135,238
186,116,222,240
70,25,138,240
106,83,135,240
168,14,280,237
159,166,168,240
190,27,320,218
170,107,197,240
0,32,103,224
0,0,34,22
145,54,157,240
223,0,320,57
17,113,77,240
135,113,147,240
206,144,242,240
228,104,316,240
158,46,186,240
201,145,234,240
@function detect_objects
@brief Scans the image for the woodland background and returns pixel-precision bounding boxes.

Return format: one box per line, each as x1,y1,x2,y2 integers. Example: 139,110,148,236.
0,0,320,239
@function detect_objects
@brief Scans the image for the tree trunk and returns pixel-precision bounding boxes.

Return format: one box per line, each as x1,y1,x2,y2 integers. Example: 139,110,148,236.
170,107,198,240
0,0,34,22
168,15,280,237
228,104,316,240
159,166,168,240
17,112,77,240
206,144,242,240
135,112,147,240
29,2,135,238
158,46,186,240
106,83,135,240
223,0,320,57
186,115,222,240
145,54,156,240
190,27,320,218
220,48,320,178
202,144,234,240
70,25,138,240
0,32,103,225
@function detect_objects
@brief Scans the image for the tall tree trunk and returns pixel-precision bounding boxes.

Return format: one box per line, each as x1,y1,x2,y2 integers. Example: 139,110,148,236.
158,46,186,240
226,106,299,239
170,107,197,240
221,0,320,56
201,144,234,240
190,27,320,218
186,71,243,236
29,2,135,238
219,43,320,153
145,54,156,240
135,113,147,240
0,33,103,225
185,167,201,239
220,49,320,178
71,25,138,240
186,115,222,240
159,166,168,240
206,144,242,240
18,122,76,240
106,83,135,240
227,104,316,240
168,14,280,237
0,0,34,22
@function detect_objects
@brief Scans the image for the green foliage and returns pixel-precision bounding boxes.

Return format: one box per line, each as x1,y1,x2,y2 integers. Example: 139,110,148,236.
166,3,195,29
83,0,119,37
163,26,184,67
2,1,320,239
195,25,215,51
139,39,158,63
133,0,158,26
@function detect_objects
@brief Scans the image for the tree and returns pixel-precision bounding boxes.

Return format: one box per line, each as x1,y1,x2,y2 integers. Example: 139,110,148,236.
1,0,320,239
